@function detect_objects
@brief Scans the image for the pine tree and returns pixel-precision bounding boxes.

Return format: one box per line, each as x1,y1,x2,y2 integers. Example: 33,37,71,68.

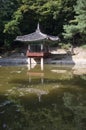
63,0,86,44
75,0,86,34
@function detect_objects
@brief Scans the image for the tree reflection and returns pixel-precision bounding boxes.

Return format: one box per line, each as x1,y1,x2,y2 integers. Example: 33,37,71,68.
0,65,86,130
63,92,86,130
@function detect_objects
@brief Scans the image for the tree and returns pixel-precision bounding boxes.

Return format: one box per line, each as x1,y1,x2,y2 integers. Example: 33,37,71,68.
0,0,77,48
0,0,19,47
63,0,86,45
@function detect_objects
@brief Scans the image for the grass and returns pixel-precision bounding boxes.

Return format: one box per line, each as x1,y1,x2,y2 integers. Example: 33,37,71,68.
81,44,86,49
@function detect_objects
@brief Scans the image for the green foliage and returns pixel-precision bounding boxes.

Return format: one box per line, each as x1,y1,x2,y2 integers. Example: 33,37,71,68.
0,0,19,47
0,0,77,48
61,43,71,50
81,44,86,49
4,20,21,35
63,0,86,44
74,0,86,34
63,25,79,39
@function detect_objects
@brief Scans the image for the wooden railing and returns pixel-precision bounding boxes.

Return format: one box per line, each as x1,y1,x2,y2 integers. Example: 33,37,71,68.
26,50,50,58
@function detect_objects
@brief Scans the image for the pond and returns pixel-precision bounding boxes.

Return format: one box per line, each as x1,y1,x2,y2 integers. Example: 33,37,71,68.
0,65,86,130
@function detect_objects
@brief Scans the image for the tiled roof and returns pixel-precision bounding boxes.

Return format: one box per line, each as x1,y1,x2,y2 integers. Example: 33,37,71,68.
15,24,59,42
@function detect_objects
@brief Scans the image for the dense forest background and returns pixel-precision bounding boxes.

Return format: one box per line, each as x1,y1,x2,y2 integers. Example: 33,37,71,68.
0,0,86,50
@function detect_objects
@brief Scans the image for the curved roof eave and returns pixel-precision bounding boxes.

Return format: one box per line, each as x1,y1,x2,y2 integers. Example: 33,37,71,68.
48,35,60,41
16,31,48,42
15,23,59,42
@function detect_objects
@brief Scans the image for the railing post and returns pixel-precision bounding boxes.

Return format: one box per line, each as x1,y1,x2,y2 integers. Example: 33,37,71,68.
41,44,43,51
27,58,31,70
41,57,44,71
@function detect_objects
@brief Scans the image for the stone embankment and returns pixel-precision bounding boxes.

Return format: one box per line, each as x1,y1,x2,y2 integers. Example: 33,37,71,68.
0,58,27,65
0,47,86,66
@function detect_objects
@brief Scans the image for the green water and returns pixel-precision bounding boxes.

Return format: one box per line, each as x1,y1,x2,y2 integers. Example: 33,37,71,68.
0,65,86,130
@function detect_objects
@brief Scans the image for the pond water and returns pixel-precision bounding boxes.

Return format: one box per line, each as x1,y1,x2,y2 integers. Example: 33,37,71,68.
0,65,86,130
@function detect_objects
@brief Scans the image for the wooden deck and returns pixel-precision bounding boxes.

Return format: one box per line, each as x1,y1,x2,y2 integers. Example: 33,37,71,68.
26,50,50,58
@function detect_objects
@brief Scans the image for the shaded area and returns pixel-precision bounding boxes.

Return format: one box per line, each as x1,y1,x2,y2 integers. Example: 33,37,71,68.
0,88,86,130
0,65,86,130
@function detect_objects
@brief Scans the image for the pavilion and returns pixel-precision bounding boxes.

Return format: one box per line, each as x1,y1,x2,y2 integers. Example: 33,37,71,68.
15,24,59,70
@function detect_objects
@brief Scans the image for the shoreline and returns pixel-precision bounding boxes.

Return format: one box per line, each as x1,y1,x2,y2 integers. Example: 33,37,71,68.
0,57,86,66
0,47,86,67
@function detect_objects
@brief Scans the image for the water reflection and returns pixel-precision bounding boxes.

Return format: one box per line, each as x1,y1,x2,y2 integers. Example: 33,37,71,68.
27,72,44,84
0,65,86,130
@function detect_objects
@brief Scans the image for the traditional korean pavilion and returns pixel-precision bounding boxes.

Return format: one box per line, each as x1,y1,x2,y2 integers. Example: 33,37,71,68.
16,24,59,70
15,24,59,58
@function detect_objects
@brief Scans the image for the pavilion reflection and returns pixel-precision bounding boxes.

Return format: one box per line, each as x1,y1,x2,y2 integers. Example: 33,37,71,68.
27,58,44,71
27,58,44,84
27,71,44,84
